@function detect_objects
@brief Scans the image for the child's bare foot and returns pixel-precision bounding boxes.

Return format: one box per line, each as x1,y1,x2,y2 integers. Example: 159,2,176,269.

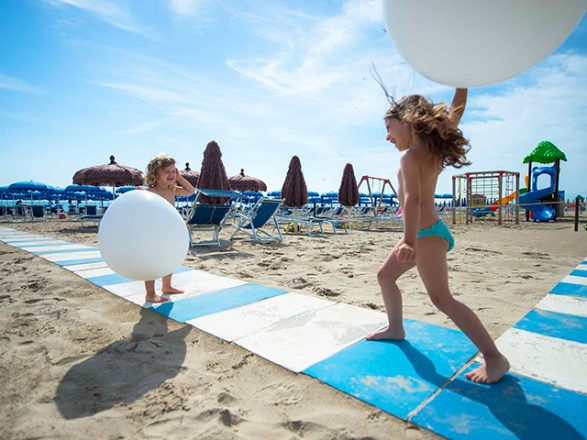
162,287,184,295
366,326,405,341
466,354,510,384
146,294,169,304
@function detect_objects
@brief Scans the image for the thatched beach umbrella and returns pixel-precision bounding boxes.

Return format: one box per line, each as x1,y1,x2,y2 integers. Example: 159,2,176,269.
229,169,267,192
180,162,199,187
281,155,308,208
72,155,143,188
197,140,231,204
338,163,359,207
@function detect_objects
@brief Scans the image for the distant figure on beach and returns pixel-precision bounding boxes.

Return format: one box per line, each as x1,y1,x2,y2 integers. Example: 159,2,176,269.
367,89,510,384
144,154,195,303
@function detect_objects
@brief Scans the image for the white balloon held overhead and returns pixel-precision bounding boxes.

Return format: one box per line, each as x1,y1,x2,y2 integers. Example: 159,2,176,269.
98,190,189,281
382,0,587,87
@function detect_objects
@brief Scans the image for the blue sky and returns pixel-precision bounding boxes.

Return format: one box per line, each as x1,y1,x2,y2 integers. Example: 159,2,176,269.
1,0,586,197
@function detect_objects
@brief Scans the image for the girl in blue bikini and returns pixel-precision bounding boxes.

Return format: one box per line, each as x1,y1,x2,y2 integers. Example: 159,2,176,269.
367,89,510,384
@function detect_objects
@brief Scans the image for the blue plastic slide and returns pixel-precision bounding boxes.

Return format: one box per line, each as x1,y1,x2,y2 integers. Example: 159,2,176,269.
519,187,556,222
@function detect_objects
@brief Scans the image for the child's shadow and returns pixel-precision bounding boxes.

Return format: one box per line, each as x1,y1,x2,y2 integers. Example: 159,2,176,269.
54,306,191,419
395,341,584,440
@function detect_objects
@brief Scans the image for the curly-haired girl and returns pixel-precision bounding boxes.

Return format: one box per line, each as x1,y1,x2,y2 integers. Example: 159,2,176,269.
367,89,510,384
143,154,195,303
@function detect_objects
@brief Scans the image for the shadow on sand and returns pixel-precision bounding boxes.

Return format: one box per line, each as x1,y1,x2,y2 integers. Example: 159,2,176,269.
55,307,191,419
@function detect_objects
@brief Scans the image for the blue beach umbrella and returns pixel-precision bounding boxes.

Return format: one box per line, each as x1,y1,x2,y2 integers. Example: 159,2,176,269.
116,186,138,194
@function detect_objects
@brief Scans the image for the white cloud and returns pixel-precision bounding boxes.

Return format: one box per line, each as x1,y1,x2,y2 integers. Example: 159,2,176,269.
458,53,587,198
43,0,143,33
0,74,43,95
168,0,208,16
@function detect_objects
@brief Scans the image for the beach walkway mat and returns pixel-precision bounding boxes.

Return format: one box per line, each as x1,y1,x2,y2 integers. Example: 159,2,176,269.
1,227,586,439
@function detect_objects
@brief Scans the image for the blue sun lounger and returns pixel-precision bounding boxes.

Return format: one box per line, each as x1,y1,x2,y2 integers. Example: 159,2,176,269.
230,198,283,243
185,188,242,247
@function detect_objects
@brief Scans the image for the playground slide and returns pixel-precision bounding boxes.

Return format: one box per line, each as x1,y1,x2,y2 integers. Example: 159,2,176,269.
488,191,518,212
519,187,556,222
471,191,518,217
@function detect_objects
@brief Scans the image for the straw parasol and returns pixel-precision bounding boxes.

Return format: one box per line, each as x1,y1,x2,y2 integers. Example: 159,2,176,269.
281,155,308,208
338,163,359,207
180,162,199,186
197,140,231,204
229,169,267,192
72,155,143,188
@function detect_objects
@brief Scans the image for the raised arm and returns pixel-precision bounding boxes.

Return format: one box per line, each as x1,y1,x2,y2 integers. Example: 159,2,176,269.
447,88,467,129
174,167,196,196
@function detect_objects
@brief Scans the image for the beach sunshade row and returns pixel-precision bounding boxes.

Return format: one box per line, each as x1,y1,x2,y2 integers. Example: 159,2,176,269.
1,226,586,440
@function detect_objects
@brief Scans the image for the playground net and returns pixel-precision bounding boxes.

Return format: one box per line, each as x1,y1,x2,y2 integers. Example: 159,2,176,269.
452,171,520,225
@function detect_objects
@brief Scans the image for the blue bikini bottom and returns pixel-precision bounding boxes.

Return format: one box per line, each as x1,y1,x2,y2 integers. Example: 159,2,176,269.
417,219,454,252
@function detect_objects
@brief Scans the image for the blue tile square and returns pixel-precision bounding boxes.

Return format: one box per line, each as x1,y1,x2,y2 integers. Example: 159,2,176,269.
514,309,587,344
150,283,288,323
411,364,587,440
550,282,587,298
304,319,478,420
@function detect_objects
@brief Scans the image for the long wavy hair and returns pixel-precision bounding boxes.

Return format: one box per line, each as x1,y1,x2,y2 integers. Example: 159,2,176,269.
145,154,176,188
384,95,471,168
370,63,471,169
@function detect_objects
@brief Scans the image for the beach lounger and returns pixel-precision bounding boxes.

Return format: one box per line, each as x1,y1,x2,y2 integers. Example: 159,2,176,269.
230,198,283,243
185,188,242,247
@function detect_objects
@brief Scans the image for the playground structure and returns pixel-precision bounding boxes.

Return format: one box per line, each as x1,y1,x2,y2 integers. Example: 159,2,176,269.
452,141,568,225
357,176,397,210
452,171,520,225
519,141,566,222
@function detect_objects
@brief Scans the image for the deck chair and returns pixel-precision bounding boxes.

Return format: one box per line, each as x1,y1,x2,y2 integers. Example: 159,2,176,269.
185,188,242,247
79,206,104,229
31,205,46,221
230,198,283,243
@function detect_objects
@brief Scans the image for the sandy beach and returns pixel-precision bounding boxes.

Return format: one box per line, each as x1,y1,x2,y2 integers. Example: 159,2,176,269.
1,216,585,439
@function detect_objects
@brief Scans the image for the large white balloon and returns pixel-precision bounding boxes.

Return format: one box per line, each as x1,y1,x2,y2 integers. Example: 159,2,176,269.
383,0,586,87
98,190,189,281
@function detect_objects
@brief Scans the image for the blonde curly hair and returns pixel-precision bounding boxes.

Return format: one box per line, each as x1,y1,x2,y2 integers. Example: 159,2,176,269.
145,154,176,188
384,95,471,169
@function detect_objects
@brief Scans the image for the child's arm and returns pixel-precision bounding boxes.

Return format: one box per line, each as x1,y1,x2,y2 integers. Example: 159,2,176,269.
174,168,196,196
447,88,467,128
396,153,421,262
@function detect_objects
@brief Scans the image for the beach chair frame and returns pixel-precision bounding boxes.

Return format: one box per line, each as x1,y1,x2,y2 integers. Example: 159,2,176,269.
185,188,242,247
230,198,283,243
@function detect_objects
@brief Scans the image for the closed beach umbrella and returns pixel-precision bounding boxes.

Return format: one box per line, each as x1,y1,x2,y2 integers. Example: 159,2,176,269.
180,162,199,187
338,163,359,207
229,169,267,192
197,140,231,204
72,155,144,188
281,155,307,208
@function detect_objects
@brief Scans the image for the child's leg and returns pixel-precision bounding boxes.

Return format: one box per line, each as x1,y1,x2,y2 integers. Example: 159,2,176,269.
416,236,509,384
145,280,168,303
367,240,415,340
161,274,184,295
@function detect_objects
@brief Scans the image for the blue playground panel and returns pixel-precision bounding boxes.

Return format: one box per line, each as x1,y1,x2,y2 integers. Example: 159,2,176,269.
149,283,288,323
304,319,478,420
411,364,587,440
514,309,587,345
550,282,587,298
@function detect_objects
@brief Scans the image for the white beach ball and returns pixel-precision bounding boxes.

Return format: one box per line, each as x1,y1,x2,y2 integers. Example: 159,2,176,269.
383,0,586,87
98,190,189,281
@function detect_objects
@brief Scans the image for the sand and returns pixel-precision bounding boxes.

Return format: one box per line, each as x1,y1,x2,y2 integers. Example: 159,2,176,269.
0,215,585,439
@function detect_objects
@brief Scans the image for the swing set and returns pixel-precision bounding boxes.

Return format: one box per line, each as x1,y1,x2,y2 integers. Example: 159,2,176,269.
357,175,398,210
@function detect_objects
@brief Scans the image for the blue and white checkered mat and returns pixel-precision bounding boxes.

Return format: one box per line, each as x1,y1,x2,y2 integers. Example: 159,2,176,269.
1,226,585,439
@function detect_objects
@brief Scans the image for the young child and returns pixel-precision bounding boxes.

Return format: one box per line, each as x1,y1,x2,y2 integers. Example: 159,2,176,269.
367,89,510,384
144,154,196,303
